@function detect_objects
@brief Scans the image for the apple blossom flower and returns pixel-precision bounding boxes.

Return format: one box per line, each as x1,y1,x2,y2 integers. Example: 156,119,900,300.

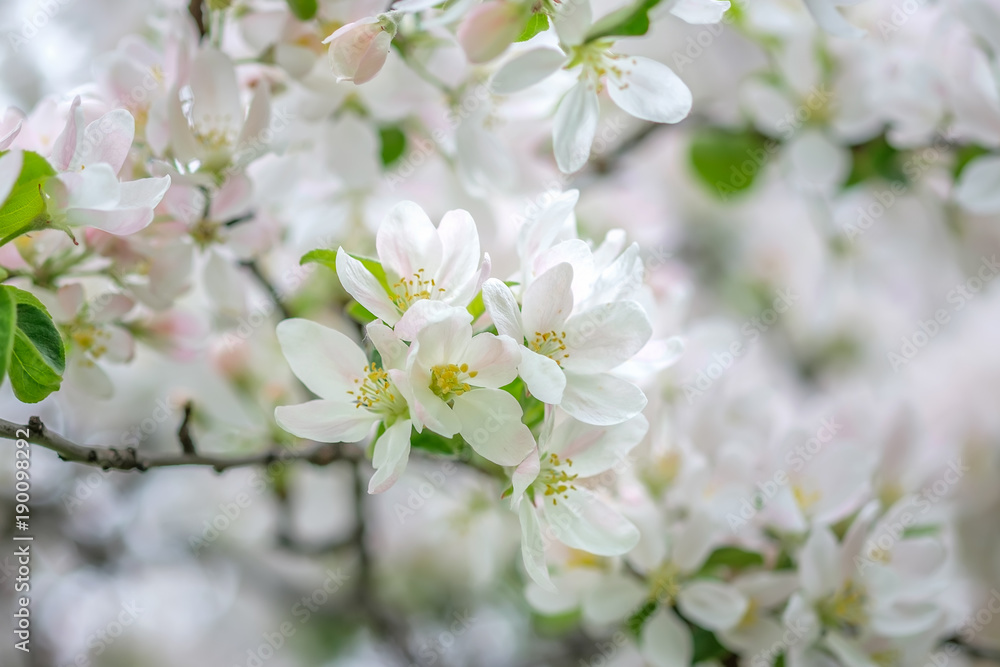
323,15,398,85
482,262,651,424
0,107,24,150
274,318,414,494
335,201,490,339
457,1,527,64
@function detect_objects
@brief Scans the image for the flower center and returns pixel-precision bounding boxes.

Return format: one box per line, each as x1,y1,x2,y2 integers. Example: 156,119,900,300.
648,562,682,604
70,324,111,361
429,363,477,400
348,362,406,417
793,484,821,512
538,453,578,505
819,579,869,630
528,330,569,365
391,268,445,311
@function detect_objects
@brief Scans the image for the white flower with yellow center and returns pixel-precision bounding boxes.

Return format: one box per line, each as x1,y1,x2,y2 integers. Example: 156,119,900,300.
274,318,413,494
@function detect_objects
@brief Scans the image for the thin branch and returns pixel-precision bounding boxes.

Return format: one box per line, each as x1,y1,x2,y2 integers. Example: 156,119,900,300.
178,401,197,455
0,416,358,472
240,258,293,320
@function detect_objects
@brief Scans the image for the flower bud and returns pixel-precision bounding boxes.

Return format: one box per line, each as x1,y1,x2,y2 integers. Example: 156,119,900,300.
458,1,528,64
322,16,396,85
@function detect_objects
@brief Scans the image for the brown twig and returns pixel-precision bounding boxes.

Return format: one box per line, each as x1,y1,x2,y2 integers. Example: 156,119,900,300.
178,401,197,455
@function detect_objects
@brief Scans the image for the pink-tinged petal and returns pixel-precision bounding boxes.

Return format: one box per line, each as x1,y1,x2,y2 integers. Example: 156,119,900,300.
552,0,591,45
234,82,271,165
435,208,481,297
376,200,442,281
67,206,153,236
335,247,400,324
491,48,567,95
452,388,535,465
511,446,540,506
91,293,135,323
449,252,492,311
560,371,646,426
366,320,408,370
210,173,253,222
546,414,647,478
458,1,526,64
481,278,523,340
677,581,748,632
562,300,652,373
167,90,202,165
0,150,24,205
553,80,599,174
519,348,565,404
324,18,394,84
57,283,86,317
102,325,135,363
414,310,473,368
275,318,370,399
800,526,840,601
640,608,693,667
522,262,574,335
60,164,121,210
519,501,555,591
607,56,692,124
540,486,639,556
393,300,467,341
190,48,243,140
118,175,171,209
78,109,135,173
0,107,24,150
463,333,520,388
354,29,394,85
368,418,412,494
275,399,378,442
51,96,83,172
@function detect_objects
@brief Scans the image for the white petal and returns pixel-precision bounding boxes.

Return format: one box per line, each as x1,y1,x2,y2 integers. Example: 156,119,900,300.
452,388,535,466
51,96,82,172
802,0,866,38
481,278,524,340
335,248,400,324
376,200,443,280
190,48,243,140
436,208,482,298
669,0,731,24
540,486,639,556
366,320,408,370
234,82,271,164
275,400,378,442
640,608,692,667
0,150,24,205
581,572,647,625
955,154,1000,214
800,526,840,600
463,333,521,388
560,371,647,426
368,418,412,494
511,446,540,506
607,56,692,124
406,363,463,436
553,80,599,174
491,48,567,95
414,310,473,367
519,348,566,404
522,262,574,335
545,414,648,478
562,300,652,373
393,299,465,341
276,318,369,399
519,501,555,591
552,0,591,45
77,110,135,173
677,580,748,632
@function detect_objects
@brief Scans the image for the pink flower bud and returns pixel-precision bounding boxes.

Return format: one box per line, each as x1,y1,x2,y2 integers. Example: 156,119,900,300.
458,1,527,64
323,17,396,85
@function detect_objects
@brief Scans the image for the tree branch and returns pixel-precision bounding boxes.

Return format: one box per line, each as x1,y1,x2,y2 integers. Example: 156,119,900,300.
0,416,359,472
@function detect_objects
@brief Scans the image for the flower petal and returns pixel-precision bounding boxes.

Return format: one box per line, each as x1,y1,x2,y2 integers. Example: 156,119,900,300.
463,333,521,388
522,262,574,335
802,0,865,38
546,414,648,478
669,0,731,24
276,318,369,399
519,347,566,404
0,150,24,205
376,200,443,281
519,501,555,591
640,608,693,667
562,300,652,373
560,371,647,425
677,580,748,632
481,278,523,340
435,208,481,299
553,80,599,174
452,388,535,465
511,445,540,506
366,320,408,369
190,47,243,140
77,110,135,173
491,48,567,95
955,154,1000,214
275,399,378,442
607,56,692,124
800,526,840,600
335,247,400,324
368,418,412,494
540,486,639,556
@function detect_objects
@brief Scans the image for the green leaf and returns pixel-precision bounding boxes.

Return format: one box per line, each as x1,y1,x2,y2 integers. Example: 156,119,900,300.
625,599,657,638
952,144,990,180
302,249,394,295
0,151,56,243
410,429,464,456
346,300,377,325
585,0,663,42
378,126,408,167
3,286,65,403
689,127,773,201
516,13,549,41
698,546,765,573
0,288,15,382
284,0,317,21
844,135,906,187
902,524,940,539
689,624,731,662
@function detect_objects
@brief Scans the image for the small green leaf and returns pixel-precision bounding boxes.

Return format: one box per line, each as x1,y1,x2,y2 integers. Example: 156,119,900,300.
0,288,15,382
689,623,731,662
0,151,56,243
410,429,464,456
4,287,65,403
516,13,549,41
625,599,658,638
585,0,663,42
347,300,377,325
300,248,338,271
698,546,765,573
902,524,940,539
285,0,318,21
689,127,773,201
378,126,408,167
844,135,906,187
952,144,990,180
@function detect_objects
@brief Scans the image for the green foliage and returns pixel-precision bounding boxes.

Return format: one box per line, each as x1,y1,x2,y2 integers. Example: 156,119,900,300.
586,0,663,42
844,135,906,187
378,126,407,167
689,623,731,662
516,13,549,42
410,429,464,457
689,127,772,201
284,0,317,21
625,599,657,638
0,151,57,244
698,546,765,574
346,300,377,325
952,144,990,179
0,285,66,403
